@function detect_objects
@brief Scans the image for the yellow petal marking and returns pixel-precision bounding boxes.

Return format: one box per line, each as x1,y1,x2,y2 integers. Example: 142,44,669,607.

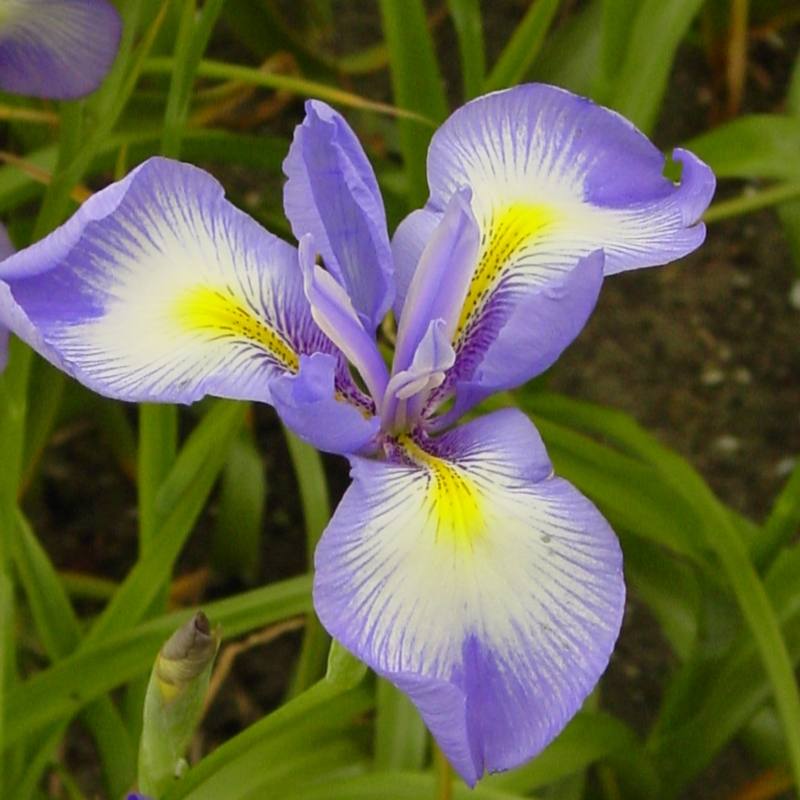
398,435,484,550
174,285,299,372
454,201,559,342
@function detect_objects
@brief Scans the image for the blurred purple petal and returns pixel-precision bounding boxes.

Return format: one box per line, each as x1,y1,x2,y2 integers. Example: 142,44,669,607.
390,205,439,321
0,223,13,372
0,0,122,99
314,408,625,784
0,158,334,405
284,100,394,331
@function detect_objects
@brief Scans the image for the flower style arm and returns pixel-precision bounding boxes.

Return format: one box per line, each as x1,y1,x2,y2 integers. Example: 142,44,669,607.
0,0,122,99
314,407,625,785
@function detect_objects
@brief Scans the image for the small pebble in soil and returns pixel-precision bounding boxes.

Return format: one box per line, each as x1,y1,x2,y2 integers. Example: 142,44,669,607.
732,367,752,385
701,366,725,386
790,280,800,310
774,456,798,478
713,435,741,457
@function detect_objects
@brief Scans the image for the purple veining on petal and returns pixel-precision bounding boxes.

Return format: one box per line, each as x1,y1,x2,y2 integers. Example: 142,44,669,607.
430,251,604,427
423,83,715,278
315,408,625,784
0,158,336,405
0,0,122,99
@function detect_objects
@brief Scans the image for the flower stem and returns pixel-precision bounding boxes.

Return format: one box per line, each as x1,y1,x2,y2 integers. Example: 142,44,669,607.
703,181,800,223
434,742,453,800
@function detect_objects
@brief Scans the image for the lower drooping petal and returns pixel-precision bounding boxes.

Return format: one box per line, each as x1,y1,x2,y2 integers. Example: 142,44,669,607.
0,0,122,99
314,408,625,785
0,158,337,406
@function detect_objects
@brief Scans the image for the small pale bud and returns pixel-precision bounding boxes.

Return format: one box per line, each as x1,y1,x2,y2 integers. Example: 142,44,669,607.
137,612,220,798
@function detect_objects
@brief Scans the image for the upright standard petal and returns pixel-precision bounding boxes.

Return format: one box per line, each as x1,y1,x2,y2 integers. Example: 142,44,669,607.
283,100,394,331
0,0,122,99
0,158,335,405
314,408,625,785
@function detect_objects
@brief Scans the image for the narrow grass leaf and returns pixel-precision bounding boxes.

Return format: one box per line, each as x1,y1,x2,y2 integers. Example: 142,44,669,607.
4,575,312,748
485,711,659,798
173,694,371,800
11,510,80,657
163,658,369,800
11,510,137,796
622,536,700,662
378,0,448,207
19,359,65,496
290,772,531,800
374,679,427,770
0,572,12,793
483,0,560,93
211,431,265,581
446,0,485,101
608,0,707,133
595,0,644,100
685,116,800,181
753,458,800,570
568,426,800,793
86,401,246,647
284,428,332,696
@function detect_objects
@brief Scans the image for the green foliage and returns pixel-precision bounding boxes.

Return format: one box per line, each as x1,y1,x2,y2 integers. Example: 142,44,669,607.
1,2,799,799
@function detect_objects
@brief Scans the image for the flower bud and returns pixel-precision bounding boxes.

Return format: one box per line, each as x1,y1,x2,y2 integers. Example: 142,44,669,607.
137,612,220,798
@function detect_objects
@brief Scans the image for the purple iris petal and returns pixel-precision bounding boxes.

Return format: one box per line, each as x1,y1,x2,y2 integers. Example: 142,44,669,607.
390,205,440,322
314,408,625,785
284,100,394,332
0,158,334,406
0,0,122,99
422,83,715,276
271,351,380,455
433,250,605,426
0,224,14,372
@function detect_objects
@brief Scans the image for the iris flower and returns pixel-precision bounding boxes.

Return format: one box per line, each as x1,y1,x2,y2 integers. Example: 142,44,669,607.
0,85,714,783
0,0,121,99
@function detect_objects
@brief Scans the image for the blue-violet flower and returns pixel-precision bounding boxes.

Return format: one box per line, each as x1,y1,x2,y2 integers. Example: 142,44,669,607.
0,84,715,784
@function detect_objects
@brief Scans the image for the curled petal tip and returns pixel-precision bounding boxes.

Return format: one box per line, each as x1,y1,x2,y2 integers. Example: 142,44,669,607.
670,147,717,227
